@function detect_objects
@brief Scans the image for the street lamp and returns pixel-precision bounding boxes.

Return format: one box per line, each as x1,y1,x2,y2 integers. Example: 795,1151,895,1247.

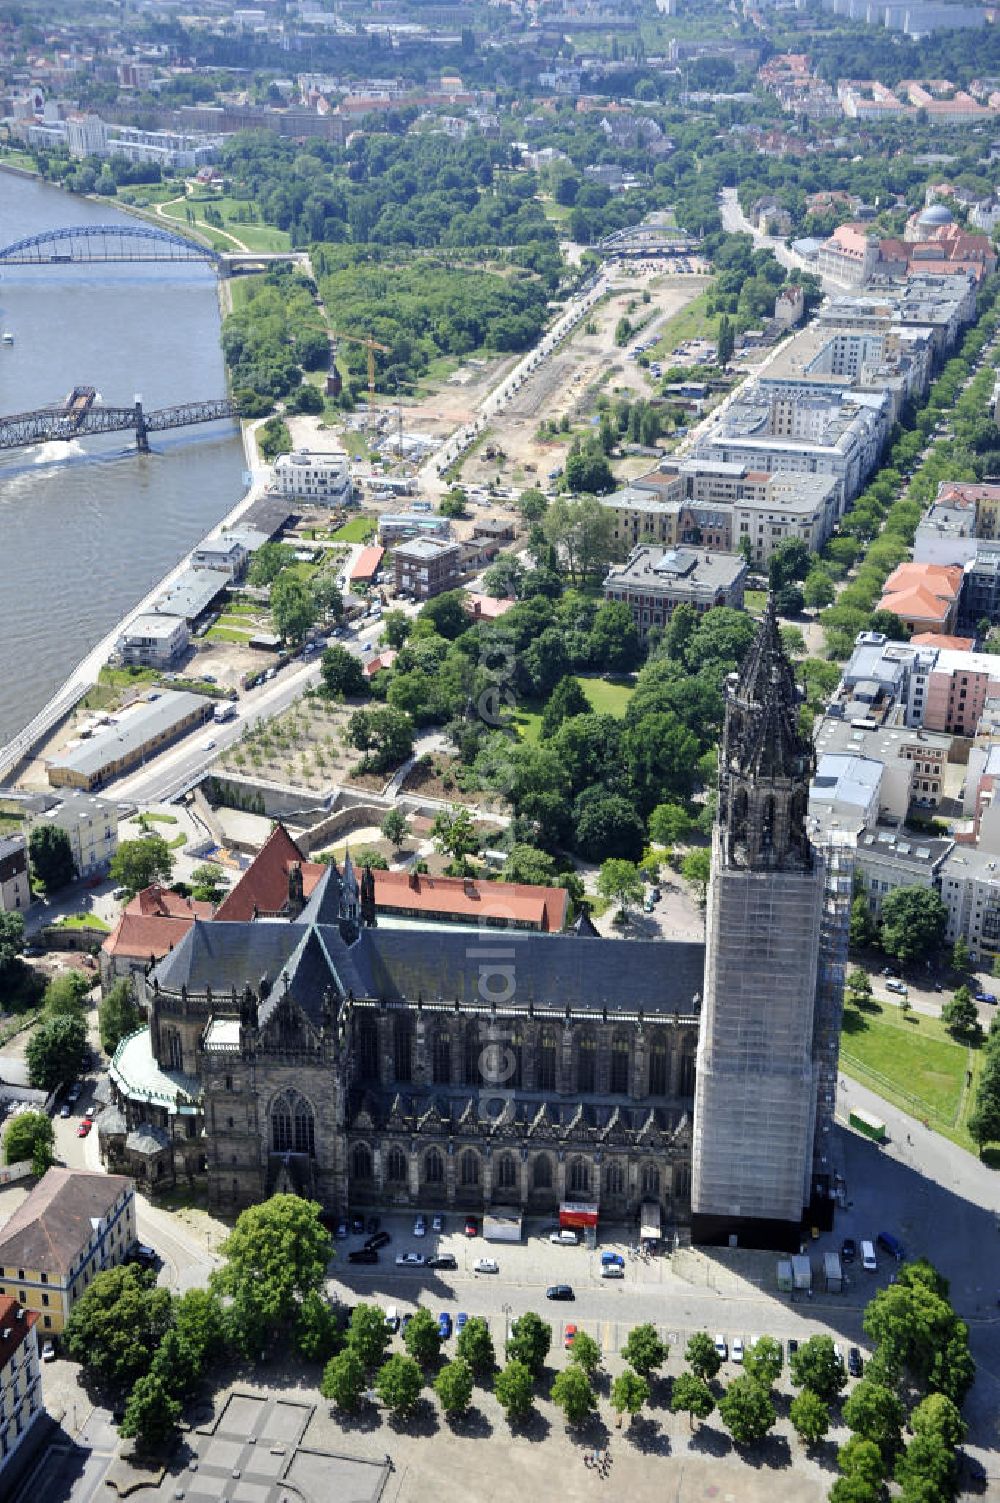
502,1302,512,1348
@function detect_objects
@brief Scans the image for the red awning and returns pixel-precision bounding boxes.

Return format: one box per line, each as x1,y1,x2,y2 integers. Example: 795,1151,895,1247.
559,1201,599,1228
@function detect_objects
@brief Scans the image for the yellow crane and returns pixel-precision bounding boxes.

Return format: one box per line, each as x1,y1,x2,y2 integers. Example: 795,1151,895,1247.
333,331,390,426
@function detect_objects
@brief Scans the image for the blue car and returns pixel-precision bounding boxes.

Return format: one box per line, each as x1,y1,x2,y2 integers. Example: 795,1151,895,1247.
456,1312,468,1333
437,1312,453,1340
600,1251,625,1267
975,991,997,1005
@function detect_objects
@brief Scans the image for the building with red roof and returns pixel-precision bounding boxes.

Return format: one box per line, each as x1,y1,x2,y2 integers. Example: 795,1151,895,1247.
878,562,963,635
0,1295,42,1485
350,545,385,585
100,884,214,989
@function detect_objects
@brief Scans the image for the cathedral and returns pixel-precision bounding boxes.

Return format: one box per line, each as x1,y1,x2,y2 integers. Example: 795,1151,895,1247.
99,603,843,1249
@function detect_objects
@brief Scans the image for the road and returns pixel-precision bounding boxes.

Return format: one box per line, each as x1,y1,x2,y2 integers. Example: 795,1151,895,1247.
107,613,394,805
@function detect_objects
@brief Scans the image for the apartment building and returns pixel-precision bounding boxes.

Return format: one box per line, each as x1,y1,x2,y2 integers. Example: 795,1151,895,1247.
602,546,747,639
814,714,951,813
392,537,463,600
939,845,1000,965
837,631,1000,737
18,790,119,877
877,562,962,636
114,612,189,670
0,1300,43,1483
0,836,30,914
0,1170,136,1336
854,826,953,921
272,448,352,505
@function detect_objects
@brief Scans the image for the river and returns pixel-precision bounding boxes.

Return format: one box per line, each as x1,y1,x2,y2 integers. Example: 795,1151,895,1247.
0,171,246,747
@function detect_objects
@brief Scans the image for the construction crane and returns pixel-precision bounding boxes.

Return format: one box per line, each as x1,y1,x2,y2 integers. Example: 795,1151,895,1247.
333,331,390,428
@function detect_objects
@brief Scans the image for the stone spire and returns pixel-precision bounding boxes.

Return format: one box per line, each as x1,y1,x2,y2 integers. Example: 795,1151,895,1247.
718,595,813,871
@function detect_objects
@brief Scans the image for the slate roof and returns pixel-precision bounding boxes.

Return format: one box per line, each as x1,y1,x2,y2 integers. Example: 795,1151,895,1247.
0,1169,133,1276
152,913,705,1019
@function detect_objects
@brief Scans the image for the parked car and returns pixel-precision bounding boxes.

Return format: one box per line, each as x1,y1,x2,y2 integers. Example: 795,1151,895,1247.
841,1238,857,1263
464,1217,478,1237
834,1343,845,1368
385,1307,400,1333
76,1121,92,1138
335,1220,348,1239
437,1312,453,1340
413,1215,426,1237
66,1083,82,1103
431,1214,444,1233
877,1231,905,1261
349,1248,378,1265
974,991,997,1004
787,1338,799,1357
848,1347,864,1378
59,1103,71,1119
366,1230,391,1251
732,1337,744,1364
350,1215,364,1235
474,1257,499,1274
600,1251,625,1267
395,1252,426,1267
601,1264,624,1279
714,1334,728,1361
41,1340,56,1363
546,1285,575,1301
456,1312,468,1333
550,1229,578,1245
885,979,908,996
427,1253,457,1271
564,1323,578,1350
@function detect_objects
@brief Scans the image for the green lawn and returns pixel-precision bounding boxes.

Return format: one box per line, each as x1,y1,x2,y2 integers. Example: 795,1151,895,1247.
745,589,768,615
515,675,635,743
647,291,720,362
207,625,257,643
839,999,983,1152
53,913,110,932
332,517,377,543
158,194,291,253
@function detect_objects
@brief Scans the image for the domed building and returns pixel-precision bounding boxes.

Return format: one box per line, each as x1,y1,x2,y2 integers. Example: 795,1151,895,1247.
905,201,954,241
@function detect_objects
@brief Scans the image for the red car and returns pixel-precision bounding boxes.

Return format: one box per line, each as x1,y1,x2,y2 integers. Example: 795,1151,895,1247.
564,1323,578,1350
77,1121,92,1138
464,1216,478,1237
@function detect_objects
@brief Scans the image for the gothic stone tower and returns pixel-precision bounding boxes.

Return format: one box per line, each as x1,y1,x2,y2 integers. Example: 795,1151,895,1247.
691,598,825,1250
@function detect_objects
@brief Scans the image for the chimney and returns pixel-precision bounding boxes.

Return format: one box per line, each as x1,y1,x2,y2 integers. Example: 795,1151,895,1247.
409,871,419,890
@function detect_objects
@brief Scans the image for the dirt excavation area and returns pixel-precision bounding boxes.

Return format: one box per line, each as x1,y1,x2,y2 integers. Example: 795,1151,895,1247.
460,269,710,485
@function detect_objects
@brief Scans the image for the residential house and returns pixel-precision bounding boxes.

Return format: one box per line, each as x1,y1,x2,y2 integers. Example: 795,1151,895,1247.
100,885,214,990
114,613,189,670
19,790,119,878
0,1170,135,1336
0,836,30,915
877,562,962,636
0,1299,43,1483
392,538,463,600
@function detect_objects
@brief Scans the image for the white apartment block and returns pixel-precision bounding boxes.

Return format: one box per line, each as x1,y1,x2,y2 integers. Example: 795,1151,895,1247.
940,846,1000,965
272,449,352,505
115,613,189,670
0,1301,43,1481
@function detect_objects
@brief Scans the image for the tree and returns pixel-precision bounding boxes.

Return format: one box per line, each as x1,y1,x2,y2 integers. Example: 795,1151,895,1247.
172,1288,227,1368
310,573,344,620
717,314,735,367
149,1325,200,1400
321,1348,367,1410
98,978,142,1056
951,936,971,974
846,967,874,1008
26,1013,89,1091
968,1043,1000,1154
649,802,693,846
681,848,711,904
28,823,75,891
347,706,414,773
519,487,548,523
838,1436,886,1490
567,1329,601,1376
828,1479,882,1503
347,1302,391,1371
790,1335,847,1402
789,1388,830,1447
435,1357,474,1417
495,1359,535,1421
895,1392,965,1497
502,844,558,887
248,542,296,585
271,574,317,645
403,1307,442,1367
212,1195,332,1357
879,887,948,964
850,895,877,950
685,1331,722,1382
596,858,643,922
456,1315,495,1377
0,911,26,985
505,1311,551,1375
3,1109,54,1175
375,1353,423,1416
589,601,640,672
550,1365,596,1426
610,1367,649,1423
189,863,228,905
540,676,590,740
743,1334,783,1389
573,791,645,862
717,1375,776,1445
109,835,173,899
320,644,368,699
862,1261,974,1406
295,1290,343,1363
439,488,468,519
381,807,410,850
482,554,525,600
118,1373,181,1453
431,805,480,862
382,610,411,650
941,985,981,1043
42,971,90,1018
670,1370,716,1429
621,1323,669,1378
842,1379,904,1450
768,538,810,591
65,1264,173,1390
803,569,835,609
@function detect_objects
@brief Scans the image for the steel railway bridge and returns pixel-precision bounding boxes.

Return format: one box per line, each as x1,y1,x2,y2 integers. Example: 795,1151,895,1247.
0,223,302,272
0,389,240,453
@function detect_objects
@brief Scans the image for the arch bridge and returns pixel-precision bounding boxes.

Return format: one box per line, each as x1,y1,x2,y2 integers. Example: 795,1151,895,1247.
0,223,221,266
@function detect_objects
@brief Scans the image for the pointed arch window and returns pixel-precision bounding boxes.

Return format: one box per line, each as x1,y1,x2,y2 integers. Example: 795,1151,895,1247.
270,1090,315,1157
351,1142,373,1180
424,1147,444,1185
532,1154,553,1189
538,1030,557,1091
386,1145,408,1184
460,1150,480,1187
496,1152,518,1190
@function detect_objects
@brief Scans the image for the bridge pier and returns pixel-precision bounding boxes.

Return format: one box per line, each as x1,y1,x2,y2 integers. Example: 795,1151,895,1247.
134,399,149,454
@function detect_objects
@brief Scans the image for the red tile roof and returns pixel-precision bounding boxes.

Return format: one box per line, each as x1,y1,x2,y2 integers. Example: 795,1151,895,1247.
350,545,385,582
103,910,197,961
213,824,323,922
372,869,569,932
910,632,975,651
128,885,213,920
0,1297,38,1373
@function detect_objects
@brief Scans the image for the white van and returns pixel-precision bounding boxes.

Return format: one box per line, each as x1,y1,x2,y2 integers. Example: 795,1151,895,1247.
861,1240,877,1272
550,1229,579,1245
